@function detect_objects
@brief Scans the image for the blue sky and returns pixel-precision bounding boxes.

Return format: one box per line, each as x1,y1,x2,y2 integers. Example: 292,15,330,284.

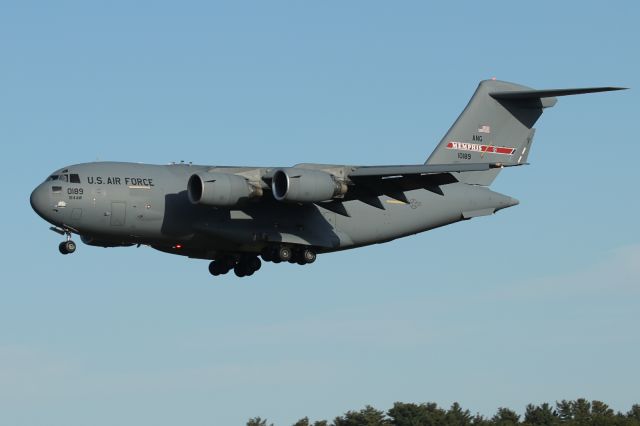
1,1,638,425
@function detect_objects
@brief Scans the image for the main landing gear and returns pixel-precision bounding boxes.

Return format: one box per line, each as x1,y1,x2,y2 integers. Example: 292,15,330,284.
261,246,316,265
208,245,317,278
209,254,262,278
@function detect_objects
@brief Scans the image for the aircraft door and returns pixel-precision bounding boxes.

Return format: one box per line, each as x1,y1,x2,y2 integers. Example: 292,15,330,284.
110,202,126,226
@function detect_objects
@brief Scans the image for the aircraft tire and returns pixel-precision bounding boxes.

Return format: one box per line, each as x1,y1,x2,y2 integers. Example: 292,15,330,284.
260,248,273,262
248,256,261,272
208,261,220,276
234,264,247,277
278,246,292,262
59,242,69,255
64,241,77,253
302,248,316,264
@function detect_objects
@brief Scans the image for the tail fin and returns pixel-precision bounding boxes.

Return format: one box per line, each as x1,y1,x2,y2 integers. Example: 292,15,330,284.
425,80,625,185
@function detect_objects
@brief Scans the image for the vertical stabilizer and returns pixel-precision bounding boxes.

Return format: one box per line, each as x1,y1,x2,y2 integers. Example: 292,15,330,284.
425,80,544,185
425,80,625,185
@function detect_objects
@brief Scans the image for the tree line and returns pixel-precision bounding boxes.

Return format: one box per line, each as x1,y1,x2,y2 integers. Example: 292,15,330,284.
247,399,640,426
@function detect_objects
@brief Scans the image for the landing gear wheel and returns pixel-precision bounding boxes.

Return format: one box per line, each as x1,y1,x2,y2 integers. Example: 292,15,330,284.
209,261,221,276
248,256,262,272
59,240,76,255
209,258,234,276
278,246,292,262
234,263,248,277
302,248,316,264
260,248,273,262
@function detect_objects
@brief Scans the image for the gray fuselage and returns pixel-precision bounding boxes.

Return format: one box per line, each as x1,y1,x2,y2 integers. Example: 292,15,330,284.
30,161,517,261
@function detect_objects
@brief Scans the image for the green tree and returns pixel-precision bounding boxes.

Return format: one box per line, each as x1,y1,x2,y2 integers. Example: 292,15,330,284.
294,418,311,426
334,405,391,426
572,399,592,425
627,405,640,422
492,408,520,426
293,418,328,426
247,417,273,426
388,402,447,426
557,400,574,423
445,402,473,426
471,413,490,426
591,401,614,426
524,403,558,426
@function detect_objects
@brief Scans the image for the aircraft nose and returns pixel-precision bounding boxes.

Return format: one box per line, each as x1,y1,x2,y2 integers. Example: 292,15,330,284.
30,183,49,220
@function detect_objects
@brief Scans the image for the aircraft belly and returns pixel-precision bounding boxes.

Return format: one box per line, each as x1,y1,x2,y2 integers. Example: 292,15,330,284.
192,203,341,250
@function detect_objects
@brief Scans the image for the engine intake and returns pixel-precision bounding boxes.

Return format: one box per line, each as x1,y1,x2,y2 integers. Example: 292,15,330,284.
188,172,261,207
272,168,347,203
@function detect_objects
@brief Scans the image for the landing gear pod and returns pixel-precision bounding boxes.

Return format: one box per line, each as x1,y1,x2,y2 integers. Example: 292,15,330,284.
187,172,261,207
272,168,347,203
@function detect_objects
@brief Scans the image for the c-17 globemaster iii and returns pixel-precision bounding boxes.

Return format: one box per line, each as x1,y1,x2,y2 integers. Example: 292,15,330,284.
30,80,624,278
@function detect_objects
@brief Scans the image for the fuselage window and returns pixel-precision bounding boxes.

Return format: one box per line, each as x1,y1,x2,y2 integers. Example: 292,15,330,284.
70,174,80,183
52,186,62,193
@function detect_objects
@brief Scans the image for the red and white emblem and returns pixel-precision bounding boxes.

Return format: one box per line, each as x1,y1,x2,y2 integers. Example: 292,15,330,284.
446,141,515,155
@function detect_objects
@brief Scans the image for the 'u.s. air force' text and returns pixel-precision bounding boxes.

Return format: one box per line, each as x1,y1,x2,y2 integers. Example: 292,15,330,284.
87,176,155,186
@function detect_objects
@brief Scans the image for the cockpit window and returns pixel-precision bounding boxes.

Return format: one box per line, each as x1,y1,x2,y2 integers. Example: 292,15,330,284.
47,173,80,183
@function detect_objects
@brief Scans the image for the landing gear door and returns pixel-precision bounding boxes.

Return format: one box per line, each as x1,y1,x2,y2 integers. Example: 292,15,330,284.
110,202,126,226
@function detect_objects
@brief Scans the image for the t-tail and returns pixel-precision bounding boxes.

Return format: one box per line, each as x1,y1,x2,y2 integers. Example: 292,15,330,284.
425,79,625,185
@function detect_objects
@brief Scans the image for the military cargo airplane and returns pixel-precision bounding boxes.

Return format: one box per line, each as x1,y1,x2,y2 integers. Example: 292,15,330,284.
30,80,624,277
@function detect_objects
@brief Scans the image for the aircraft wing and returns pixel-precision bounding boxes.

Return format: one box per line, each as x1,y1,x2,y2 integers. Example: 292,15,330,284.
319,162,519,212
260,162,520,215
348,162,506,178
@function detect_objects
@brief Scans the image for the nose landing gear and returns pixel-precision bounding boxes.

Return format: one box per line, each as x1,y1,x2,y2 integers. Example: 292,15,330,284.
53,227,77,255
58,238,76,255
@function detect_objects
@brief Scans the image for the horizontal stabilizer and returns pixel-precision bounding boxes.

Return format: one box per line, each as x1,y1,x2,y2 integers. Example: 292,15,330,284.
490,86,626,100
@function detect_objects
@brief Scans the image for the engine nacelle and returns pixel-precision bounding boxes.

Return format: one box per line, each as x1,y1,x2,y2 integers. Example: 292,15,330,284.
187,172,261,207
272,168,347,203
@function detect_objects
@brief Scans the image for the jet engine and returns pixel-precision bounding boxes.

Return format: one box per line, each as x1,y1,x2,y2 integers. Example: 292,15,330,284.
272,168,347,203
188,172,261,207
